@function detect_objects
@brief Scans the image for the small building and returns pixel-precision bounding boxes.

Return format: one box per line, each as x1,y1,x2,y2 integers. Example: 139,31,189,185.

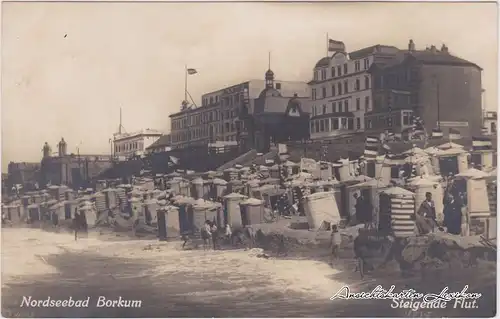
247,69,311,152
113,129,163,158
145,134,172,154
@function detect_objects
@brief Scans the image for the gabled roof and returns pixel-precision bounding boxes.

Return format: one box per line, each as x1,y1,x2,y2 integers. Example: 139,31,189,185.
146,134,171,150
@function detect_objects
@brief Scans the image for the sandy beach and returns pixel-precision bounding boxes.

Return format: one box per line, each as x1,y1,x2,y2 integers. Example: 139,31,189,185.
1,227,496,317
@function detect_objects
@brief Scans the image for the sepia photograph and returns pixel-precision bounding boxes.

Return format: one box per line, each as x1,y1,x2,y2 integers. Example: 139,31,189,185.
1,1,498,317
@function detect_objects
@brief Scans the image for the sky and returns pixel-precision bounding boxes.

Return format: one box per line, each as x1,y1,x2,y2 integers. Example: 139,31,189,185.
1,1,498,170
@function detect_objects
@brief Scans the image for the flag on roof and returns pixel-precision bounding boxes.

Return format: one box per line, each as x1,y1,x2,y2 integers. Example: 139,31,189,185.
169,156,180,165
472,136,493,151
187,68,198,75
328,39,346,52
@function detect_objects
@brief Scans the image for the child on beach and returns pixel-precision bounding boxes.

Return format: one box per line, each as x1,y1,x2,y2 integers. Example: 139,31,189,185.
330,224,342,263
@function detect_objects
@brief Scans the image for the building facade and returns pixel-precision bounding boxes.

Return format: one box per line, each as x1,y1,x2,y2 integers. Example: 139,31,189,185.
308,44,401,140
113,129,163,158
169,79,308,150
483,110,497,136
366,40,483,138
245,70,311,152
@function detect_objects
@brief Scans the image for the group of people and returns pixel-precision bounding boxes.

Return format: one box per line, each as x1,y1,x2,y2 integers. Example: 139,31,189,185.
191,220,233,250
416,191,467,236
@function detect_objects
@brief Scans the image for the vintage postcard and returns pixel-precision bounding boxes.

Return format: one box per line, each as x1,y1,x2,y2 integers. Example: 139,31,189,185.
1,1,497,318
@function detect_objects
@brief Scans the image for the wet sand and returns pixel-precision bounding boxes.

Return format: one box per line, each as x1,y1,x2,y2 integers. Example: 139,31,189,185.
1,228,496,317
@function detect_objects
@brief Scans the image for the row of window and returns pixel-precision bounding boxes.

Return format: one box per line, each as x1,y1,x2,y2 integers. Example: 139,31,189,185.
314,58,370,81
171,121,243,143
311,96,371,117
365,111,414,130
171,109,238,130
310,117,361,133
115,141,143,153
202,88,251,107
312,76,370,100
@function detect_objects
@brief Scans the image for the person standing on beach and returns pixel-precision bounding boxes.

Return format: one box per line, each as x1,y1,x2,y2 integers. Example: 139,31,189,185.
330,224,341,264
211,222,218,250
72,211,79,241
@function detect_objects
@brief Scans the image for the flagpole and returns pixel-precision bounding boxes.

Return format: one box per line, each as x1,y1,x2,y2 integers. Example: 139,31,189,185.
184,64,188,102
326,33,329,57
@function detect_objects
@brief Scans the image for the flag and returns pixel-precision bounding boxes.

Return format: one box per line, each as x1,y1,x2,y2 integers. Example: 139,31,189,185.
187,68,198,75
328,39,346,52
448,128,461,140
472,136,493,151
169,156,180,165
364,136,379,159
430,128,443,139
411,116,425,137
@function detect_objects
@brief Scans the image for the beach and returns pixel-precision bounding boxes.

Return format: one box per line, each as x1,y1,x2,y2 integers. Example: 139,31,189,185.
1,227,496,317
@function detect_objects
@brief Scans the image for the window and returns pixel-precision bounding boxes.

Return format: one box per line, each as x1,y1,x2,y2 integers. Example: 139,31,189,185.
333,118,339,129
275,83,281,90
337,83,342,95
321,69,326,80
312,88,317,100
322,87,327,98
331,85,336,97
344,80,348,93
356,117,361,129
344,100,349,112
365,76,370,89
366,119,372,129
365,96,370,111
315,120,320,133
355,78,360,91
322,104,327,114
364,58,370,69
310,121,315,132
343,64,348,74
337,66,342,76
332,102,336,113
331,67,336,78
355,61,361,72
210,97,213,104
356,98,361,110
314,71,318,81
320,120,325,132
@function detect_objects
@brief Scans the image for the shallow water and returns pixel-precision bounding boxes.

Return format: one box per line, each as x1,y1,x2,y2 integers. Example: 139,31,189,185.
1,228,496,317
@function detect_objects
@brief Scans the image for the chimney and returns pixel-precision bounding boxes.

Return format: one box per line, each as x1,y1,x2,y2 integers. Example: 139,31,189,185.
408,39,415,52
430,45,437,53
441,44,449,54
